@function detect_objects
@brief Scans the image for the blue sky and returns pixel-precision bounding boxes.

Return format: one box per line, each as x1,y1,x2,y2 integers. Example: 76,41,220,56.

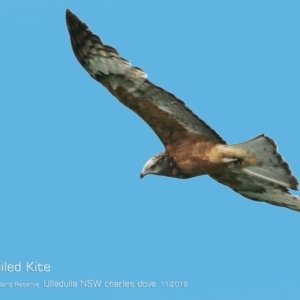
1,1,300,299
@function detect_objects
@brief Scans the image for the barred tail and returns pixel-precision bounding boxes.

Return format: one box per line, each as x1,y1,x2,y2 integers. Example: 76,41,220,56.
231,134,299,191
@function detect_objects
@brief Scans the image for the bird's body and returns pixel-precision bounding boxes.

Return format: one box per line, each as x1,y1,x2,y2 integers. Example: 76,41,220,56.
66,9,299,212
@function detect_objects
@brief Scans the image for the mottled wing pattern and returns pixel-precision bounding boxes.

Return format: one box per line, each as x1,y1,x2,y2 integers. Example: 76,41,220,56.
211,170,300,212
65,9,226,148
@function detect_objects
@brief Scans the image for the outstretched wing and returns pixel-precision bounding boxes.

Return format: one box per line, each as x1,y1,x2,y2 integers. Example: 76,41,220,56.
211,170,300,212
65,9,226,148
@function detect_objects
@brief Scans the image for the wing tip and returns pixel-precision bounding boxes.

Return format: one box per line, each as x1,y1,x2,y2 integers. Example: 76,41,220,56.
66,9,76,21
65,9,76,24
65,9,90,36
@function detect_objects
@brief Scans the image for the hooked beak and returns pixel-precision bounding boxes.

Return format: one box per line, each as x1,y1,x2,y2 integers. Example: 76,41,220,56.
140,172,145,179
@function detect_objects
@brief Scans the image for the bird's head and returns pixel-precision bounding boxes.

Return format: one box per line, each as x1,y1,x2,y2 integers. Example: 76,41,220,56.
140,153,169,179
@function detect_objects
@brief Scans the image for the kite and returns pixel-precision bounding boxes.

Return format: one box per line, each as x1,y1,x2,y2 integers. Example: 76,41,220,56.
66,9,299,212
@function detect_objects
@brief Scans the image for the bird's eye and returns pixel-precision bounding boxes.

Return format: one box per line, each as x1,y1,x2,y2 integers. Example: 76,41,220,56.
150,165,156,170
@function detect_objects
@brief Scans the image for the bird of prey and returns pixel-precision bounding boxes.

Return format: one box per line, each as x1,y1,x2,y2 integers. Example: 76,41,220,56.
66,9,299,212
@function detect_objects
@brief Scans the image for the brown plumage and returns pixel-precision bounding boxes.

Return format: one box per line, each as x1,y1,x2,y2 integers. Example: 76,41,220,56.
66,9,300,212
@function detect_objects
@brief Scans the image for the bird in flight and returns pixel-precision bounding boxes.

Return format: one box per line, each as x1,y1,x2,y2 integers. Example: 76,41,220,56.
66,9,299,212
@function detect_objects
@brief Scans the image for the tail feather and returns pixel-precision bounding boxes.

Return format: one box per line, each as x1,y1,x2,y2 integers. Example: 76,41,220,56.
231,134,299,191
211,135,299,212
